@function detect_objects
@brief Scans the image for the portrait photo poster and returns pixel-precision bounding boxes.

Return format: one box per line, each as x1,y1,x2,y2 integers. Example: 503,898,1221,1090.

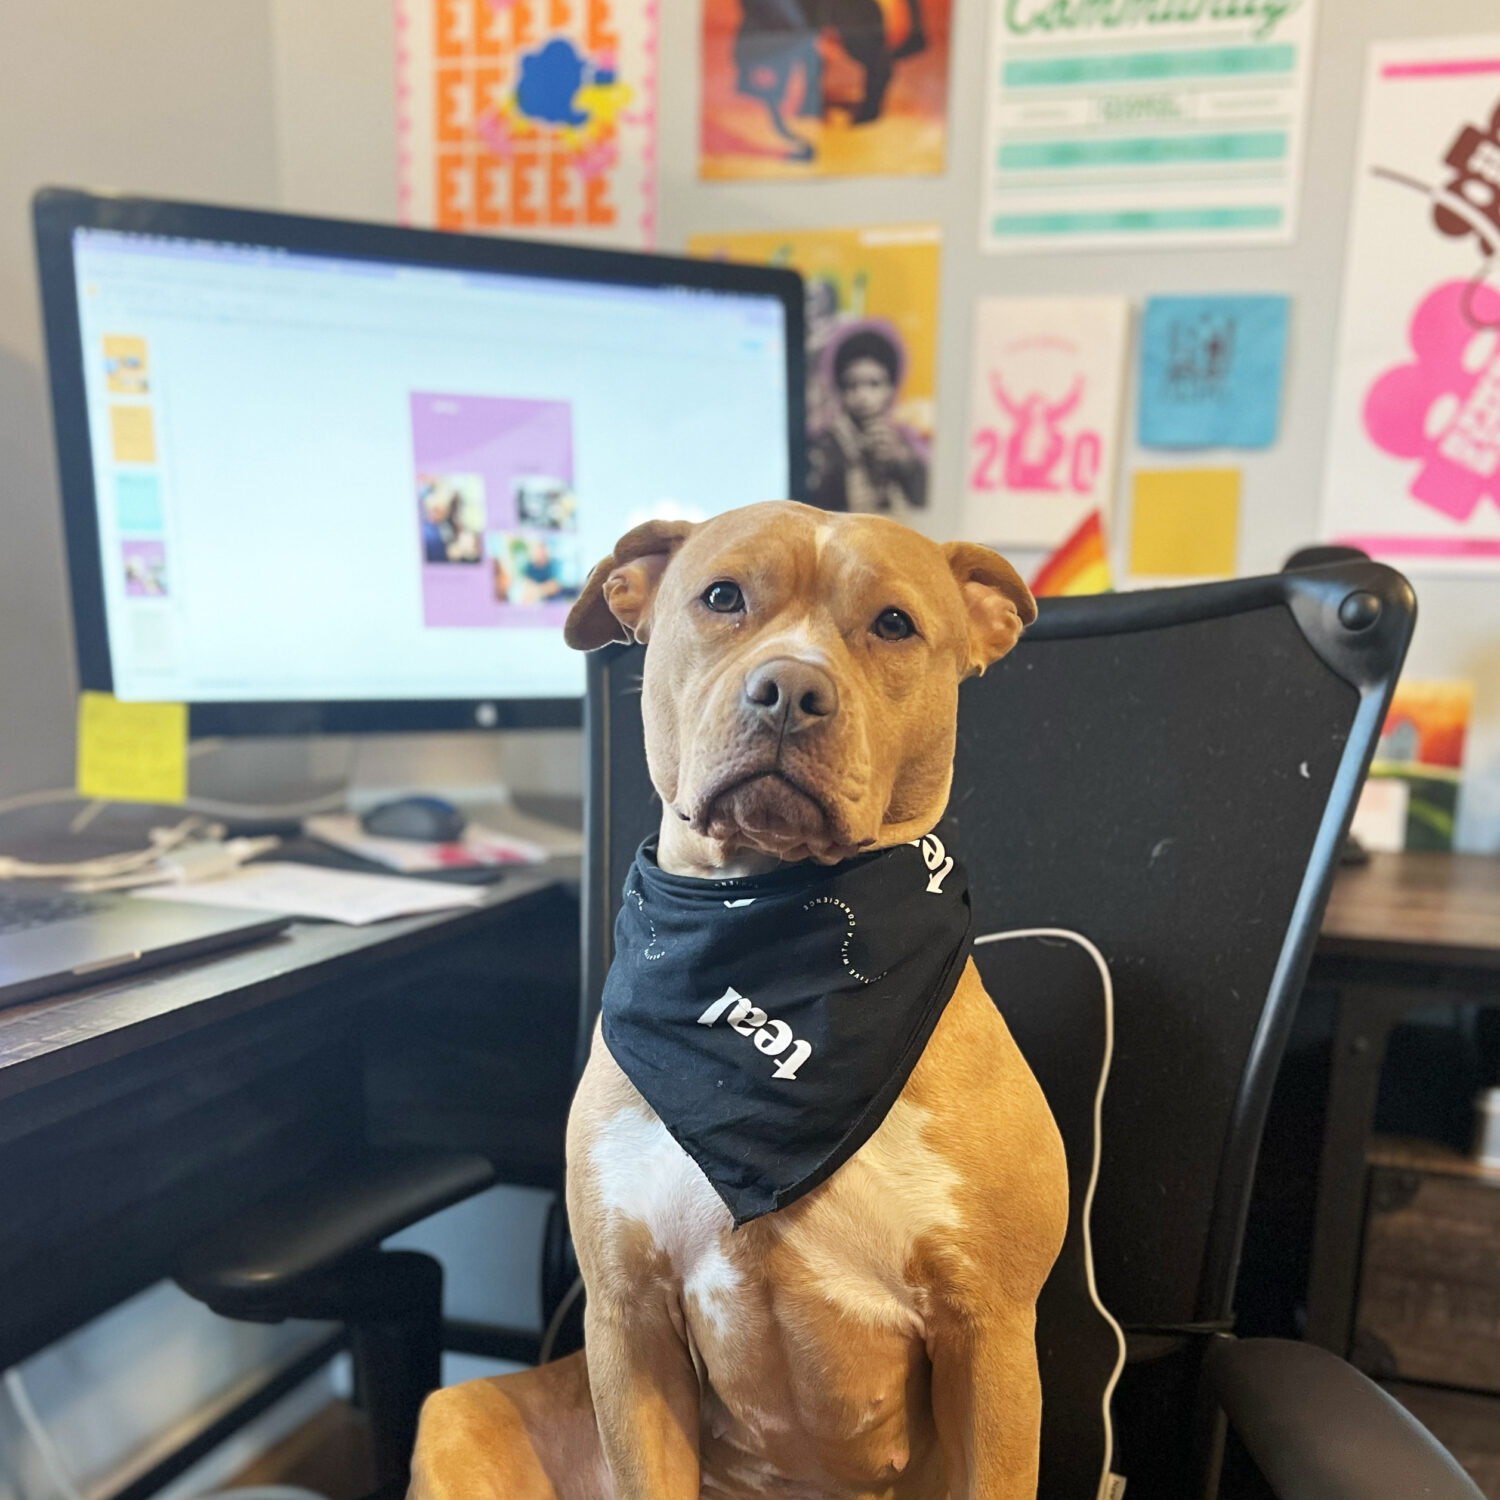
980,0,1317,254
1321,35,1500,572
689,224,941,519
961,297,1130,550
396,0,658,247
700,0,950,181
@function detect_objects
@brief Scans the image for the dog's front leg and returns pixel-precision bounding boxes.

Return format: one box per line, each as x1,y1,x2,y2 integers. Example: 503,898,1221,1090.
583,1290,701,1500
929,1303,1043,1500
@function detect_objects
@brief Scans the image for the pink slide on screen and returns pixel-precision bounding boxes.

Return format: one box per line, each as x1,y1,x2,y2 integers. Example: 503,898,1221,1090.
409,392,576,629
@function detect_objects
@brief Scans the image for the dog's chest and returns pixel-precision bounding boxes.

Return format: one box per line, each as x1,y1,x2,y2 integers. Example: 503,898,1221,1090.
588,1097,965,1485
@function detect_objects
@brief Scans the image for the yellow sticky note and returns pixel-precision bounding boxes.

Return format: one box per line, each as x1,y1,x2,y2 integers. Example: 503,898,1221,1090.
1129,468,1240,579
76,692,187,804
109,404,156,464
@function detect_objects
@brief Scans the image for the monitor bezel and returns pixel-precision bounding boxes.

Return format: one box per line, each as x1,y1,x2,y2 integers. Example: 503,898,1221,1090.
33,188,807,737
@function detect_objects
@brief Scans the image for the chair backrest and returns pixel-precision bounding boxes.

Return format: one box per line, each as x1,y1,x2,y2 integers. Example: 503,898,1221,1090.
579,562,1414,1496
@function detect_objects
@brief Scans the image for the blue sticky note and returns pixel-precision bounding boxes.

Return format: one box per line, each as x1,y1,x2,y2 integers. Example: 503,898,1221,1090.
115,471,163,532
1138,295,1289,450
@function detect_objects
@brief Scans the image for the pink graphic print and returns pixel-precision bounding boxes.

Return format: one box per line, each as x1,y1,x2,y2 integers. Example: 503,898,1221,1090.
971,372,1101,496
1364,279,1500,522
990,375,1084,491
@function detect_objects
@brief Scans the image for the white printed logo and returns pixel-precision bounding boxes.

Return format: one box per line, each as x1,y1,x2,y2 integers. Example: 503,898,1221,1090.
911,833,954,894
697,986,812,1081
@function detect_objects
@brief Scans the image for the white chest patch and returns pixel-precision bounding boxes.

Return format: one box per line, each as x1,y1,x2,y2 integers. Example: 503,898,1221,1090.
587,1098,964,1355
589,1108,740,1330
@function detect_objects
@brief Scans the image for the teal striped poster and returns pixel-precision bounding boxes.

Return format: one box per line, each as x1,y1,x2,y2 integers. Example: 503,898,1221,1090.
981,1,1318,253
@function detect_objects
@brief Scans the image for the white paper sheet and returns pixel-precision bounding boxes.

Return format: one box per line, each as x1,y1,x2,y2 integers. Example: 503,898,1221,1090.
980,0,1317,254
1320,35,1500,573
133,863,488,926
961,297,1130,550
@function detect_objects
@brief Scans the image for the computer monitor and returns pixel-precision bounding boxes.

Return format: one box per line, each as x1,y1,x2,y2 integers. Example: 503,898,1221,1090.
33,190,804,735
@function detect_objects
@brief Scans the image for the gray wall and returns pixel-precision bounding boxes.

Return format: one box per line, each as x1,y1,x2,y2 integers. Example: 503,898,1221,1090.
0,1,280,799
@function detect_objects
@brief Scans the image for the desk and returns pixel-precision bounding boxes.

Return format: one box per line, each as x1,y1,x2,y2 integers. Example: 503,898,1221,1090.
0,868,578,1375
1305,851,1500,1354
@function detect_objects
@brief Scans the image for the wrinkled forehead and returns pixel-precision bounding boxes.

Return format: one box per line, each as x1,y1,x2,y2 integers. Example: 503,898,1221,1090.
669,504,958,609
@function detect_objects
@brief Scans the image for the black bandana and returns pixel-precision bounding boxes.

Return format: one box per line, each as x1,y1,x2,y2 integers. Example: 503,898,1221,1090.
601,834,974,1224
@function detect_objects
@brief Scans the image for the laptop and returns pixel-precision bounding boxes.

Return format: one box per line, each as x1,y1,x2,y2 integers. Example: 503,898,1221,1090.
0,886,291,1009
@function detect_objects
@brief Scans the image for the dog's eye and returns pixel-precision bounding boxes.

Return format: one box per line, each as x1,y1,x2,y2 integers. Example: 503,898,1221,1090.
701,581,745,614
872,608,916,641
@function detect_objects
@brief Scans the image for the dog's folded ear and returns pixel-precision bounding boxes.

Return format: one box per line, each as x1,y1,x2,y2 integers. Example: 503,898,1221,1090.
564,519,698,650
943,541,1038,677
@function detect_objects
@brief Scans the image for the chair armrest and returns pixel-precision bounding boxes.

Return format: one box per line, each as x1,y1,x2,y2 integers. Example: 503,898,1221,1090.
1205,1338,1481,1500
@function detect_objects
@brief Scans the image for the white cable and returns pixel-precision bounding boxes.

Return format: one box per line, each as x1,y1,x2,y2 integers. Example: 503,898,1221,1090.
66,800,106,836
4,1367,86,1500
0,788,82,819
974,927,1127,1500
0,818,210,882
0,783,344,884
176,788,348,820
0,786,347,825
0,743,228,824
538,1274,585,1366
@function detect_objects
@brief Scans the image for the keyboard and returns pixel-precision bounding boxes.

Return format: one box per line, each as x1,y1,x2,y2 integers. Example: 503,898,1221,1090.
0,889,103,937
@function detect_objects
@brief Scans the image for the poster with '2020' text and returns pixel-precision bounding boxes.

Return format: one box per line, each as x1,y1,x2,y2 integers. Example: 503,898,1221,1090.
962,297,1130,549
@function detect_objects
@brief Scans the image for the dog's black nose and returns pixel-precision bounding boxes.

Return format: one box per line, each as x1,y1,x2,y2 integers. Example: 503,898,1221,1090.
743,657,839,734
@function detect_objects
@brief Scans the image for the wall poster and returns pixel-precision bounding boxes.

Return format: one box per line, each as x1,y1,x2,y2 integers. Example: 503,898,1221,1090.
981,0,1317,254
689,224,940,517
961,297,1130,550
700,0,951,180
396,0,657,247
1138,294,1290,450
1322,36,1500,571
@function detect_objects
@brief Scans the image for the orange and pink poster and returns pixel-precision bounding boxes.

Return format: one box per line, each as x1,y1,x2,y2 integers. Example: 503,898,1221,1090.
396,0,657,247
700,0,950,181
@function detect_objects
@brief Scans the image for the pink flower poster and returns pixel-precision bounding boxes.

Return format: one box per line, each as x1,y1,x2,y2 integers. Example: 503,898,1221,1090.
1321,36,1500,572
396,0,658,248
961,297,1130,550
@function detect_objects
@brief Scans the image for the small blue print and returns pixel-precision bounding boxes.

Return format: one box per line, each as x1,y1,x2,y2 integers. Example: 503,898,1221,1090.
1137,295,1290,450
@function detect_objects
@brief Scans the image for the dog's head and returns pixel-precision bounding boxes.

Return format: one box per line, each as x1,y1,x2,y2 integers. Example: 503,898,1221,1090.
565,501,1034,869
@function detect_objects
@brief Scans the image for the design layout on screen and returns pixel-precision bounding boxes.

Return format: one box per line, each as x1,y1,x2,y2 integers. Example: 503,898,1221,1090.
72,229,791,703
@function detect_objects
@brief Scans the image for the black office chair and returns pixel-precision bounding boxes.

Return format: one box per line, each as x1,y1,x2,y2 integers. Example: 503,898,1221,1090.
579,561,1481,1499
175,1147,494,1493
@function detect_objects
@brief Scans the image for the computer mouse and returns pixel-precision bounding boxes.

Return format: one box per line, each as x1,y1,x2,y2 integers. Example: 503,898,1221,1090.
360,796,467,843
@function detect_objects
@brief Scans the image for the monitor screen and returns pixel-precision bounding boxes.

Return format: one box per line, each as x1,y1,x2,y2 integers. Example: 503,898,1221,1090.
36,196,800,730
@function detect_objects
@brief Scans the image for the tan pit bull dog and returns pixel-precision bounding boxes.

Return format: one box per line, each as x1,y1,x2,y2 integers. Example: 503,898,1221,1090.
409,501,1068,1500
